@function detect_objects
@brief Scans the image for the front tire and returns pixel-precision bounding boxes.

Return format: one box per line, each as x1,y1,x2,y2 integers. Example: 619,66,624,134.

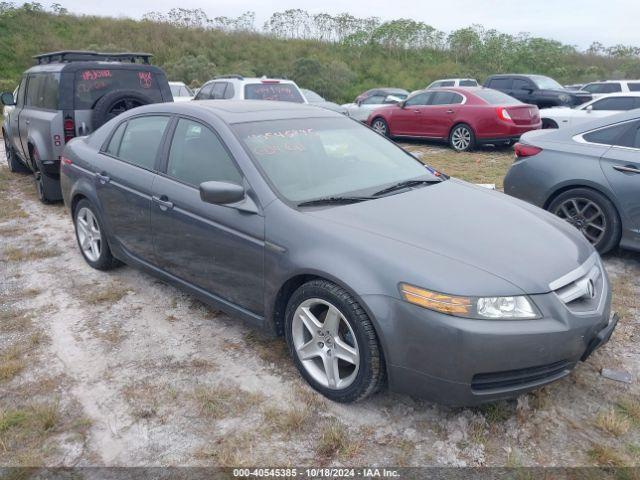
371,118,390,137
548,188,621,254
74,199,120,270
449,124,475,152
285,280,384,403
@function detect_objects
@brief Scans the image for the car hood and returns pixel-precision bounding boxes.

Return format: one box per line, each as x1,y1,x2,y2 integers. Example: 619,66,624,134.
308,179,593,294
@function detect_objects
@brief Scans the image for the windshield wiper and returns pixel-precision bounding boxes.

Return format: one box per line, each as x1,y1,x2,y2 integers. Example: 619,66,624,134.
297,196,374,207
373,179,440,197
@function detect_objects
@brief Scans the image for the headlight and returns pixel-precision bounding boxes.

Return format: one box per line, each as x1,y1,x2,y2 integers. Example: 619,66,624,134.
399,283,539,319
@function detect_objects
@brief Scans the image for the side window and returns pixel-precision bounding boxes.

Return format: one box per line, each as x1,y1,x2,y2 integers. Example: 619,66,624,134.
430,82,442,88
591,97,636,111
488,78,513,90
513,79,533,91
118,116,169,170
211,82,227,99
25,75,45,107
15,77,27,108
430,92,455,105
105,121,127,156
167,119,243,187
41,74,60,110
628,83,640,92
361,95,385,105
195,83,213,100
440,81,455,87
223,83,235,99
582,123,633,146
405,93,431,106
615,122,640,149
459,80,478,87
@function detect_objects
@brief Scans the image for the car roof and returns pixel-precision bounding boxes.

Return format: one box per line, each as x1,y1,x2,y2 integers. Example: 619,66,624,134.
25,61,164,74
588,92,640,98
533,109,640,142
124,100,339,124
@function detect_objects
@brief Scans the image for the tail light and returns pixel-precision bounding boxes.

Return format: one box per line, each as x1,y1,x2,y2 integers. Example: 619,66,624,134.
61,156,72,165
496,107,512,122
514,142,542,158
63,117,75,143
261,79,280,84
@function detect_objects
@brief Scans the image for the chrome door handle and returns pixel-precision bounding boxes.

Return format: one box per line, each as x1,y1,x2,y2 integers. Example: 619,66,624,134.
413,109,421,113
96,172,110,184
446,109,455,114
152,195,174,211
613,165,640,174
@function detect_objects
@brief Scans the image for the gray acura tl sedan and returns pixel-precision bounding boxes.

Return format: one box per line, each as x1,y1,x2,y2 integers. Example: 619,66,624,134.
60,101,617,406
504,110,640,254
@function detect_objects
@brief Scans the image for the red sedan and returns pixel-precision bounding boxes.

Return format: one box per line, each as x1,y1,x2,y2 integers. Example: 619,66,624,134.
367,87,541,151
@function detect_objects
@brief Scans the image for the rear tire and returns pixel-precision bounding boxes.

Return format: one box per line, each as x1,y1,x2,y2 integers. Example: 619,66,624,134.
371,118,390,137
285,279,385,403
449,123,476,152
73,199,120,270
548,188,621,254
32,149,61,203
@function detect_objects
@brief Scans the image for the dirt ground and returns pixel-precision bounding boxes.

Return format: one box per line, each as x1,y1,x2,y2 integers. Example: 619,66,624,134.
0,140,639,468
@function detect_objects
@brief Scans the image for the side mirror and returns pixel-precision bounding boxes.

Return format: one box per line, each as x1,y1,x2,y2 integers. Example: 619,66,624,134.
398,100,406,109
586,105,593,112
0,92,15,106
199,181,245,205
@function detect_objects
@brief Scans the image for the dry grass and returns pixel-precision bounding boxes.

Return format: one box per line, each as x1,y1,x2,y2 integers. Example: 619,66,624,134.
587,444,627,467
193,383,264,419
0,346,26,382
243,330,290,368
596,409,631,436
3,246,61,262
262,405,309,435
0,307,32,334
618,398,640,425
122,382,161,420
315,420,351,460
196,431,255,466
0,224,27,236
0,402,60,462
479,401,515,424
80,284,130,305
401,143,514,189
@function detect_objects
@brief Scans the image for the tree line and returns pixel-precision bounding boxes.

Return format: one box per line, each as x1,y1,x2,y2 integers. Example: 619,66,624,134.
1,3,639,104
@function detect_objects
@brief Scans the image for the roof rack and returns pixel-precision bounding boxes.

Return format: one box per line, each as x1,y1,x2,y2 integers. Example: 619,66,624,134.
214,74,244,80
34,51,153,65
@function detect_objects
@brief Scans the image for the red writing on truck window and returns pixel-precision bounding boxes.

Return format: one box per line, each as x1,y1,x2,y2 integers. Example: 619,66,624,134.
81,70,112,81
138,71,153,89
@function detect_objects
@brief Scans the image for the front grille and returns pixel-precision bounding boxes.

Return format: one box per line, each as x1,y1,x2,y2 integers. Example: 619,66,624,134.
471,360,573,392
550,253,606,315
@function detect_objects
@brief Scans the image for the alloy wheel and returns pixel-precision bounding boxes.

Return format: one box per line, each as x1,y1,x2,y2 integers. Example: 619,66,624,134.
106,98,145,122
451,126,471,151
291,298,360,390
76,207,103,262
372,119,387,136
553,197,607,246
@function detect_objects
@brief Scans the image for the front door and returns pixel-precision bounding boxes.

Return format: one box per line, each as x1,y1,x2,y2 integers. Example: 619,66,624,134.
423,91,463,138
93,115,171,262
600,121,640,242
150,117,265,315
394,92,431,136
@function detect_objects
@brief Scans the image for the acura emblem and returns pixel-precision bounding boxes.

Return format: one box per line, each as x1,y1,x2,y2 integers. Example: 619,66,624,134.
586,279,596,299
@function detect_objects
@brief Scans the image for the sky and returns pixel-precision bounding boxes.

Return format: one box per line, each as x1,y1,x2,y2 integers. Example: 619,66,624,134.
49,0,639,50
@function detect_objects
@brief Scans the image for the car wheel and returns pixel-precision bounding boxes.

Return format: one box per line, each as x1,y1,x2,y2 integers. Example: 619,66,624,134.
371,118,389,137
285,279,385,403
4,136,28,173
91,89,153,129
74,199,120,270
548,188,621,254
449,124,475,152
541,119,558,129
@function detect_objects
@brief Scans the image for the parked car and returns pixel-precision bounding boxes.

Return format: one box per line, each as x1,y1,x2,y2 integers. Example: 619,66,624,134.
367,87,541,151
0,50,173,203
483,74,591,108
342,88,409,122
427,78,478,89
580,80,640,99
504,110,640,253
540,92,640,129
169,81,194,102
2,86,18,119
300,88,347,115
194,75,305,103
60,100,616,406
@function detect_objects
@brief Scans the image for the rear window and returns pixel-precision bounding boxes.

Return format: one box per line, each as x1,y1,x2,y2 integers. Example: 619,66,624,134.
487,78,513,90
583,83,622,94
474,89,522,105
244,83,304,103
628,83,640,92
74,69,164,109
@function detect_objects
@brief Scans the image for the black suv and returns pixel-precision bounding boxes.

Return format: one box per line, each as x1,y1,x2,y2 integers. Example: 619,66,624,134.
1,51,173,202
483,74,591,108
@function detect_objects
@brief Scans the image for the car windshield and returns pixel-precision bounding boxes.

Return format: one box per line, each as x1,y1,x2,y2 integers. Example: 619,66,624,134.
474,89,523,105
302,89,325,103
170,84,194,97
233,117,440,203
530,75,564,90
244,83,304,103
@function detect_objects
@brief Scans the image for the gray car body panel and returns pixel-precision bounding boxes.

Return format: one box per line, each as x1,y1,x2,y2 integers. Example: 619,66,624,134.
504,110,640,252
61,100,612,405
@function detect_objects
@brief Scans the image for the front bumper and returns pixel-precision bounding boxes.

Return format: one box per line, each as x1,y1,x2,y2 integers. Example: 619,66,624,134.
363,283,613,406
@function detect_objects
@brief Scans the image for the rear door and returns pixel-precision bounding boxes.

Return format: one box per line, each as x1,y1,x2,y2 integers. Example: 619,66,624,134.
150,117,265,314
93,115,170,262
598,121,640,238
